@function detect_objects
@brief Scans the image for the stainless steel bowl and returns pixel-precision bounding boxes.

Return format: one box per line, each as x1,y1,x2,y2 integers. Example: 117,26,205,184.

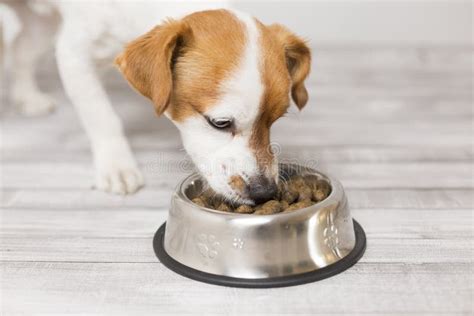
154,164,366,288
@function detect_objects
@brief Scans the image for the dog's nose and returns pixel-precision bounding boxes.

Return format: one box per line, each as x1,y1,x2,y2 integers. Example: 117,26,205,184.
248,175,278,204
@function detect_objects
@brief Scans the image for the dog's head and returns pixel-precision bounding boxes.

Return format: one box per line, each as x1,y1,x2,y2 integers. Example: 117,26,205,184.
116,9,311,204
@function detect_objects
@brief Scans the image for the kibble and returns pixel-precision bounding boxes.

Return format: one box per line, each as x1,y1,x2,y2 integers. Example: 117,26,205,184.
191,174,331,214
217,203,232,213
283,199,314,212
191,197,206,208
254,200,282,215
281,186,299,204
235,204,254,214
313,179,331,202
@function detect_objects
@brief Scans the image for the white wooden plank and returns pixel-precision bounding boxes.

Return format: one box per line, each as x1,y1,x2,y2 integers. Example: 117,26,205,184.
298,97,473,120
1,262,471,315
312,46,473,72
2,188,472,210
270,121,472,147
1,208,471,263
1,162,471,189
346,189,473,209
2,113,471,149
2,145,472,163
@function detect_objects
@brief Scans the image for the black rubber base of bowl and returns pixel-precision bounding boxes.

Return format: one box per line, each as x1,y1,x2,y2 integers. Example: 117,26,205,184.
153,220,366,288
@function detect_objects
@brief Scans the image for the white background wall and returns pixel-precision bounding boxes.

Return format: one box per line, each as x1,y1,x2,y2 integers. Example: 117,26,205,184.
235,0,472,45
1,0,472,46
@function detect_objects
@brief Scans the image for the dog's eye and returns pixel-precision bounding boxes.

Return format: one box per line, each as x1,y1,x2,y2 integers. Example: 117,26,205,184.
206,116,233,130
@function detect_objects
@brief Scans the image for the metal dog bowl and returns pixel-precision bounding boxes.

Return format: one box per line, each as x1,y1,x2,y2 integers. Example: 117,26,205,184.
153,164,366,288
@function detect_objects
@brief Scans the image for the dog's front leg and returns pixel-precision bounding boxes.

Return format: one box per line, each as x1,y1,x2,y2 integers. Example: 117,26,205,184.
56,30,144,194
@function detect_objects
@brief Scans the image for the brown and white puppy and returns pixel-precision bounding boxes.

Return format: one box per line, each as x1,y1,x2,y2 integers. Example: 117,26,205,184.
116,9,310,205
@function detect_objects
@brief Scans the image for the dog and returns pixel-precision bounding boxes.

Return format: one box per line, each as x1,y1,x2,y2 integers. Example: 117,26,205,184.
5,2,311,204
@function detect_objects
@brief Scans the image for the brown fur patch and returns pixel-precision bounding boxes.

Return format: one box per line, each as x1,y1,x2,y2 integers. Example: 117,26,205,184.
249,21,311,172
266,24,311,109
115,19,192,116
249,120,273,172
257,21,293,124
116,10,247,121
170,10,246,121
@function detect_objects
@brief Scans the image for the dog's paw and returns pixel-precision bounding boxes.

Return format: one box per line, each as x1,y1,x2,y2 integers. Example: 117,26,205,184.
95,166,144,195
93,140,145,195
15,92,56,116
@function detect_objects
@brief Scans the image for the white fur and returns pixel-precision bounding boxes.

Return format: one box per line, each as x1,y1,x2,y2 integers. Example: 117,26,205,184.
174,11,266,204
5,0,230,194
5,1,58,116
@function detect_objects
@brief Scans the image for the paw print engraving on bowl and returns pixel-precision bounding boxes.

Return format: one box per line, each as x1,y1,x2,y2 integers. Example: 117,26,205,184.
195,233,220,259
232,237,244,250
323,208,342,258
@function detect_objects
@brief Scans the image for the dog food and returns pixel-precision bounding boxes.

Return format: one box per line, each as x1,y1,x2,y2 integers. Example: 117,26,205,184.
191,174,331,214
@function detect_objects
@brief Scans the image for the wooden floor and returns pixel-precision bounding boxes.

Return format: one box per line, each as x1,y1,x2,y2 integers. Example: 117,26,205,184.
1,46,473,315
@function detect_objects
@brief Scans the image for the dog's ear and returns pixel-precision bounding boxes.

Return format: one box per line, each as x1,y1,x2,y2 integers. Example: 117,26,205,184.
115,19,192,116
268,24,311,110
